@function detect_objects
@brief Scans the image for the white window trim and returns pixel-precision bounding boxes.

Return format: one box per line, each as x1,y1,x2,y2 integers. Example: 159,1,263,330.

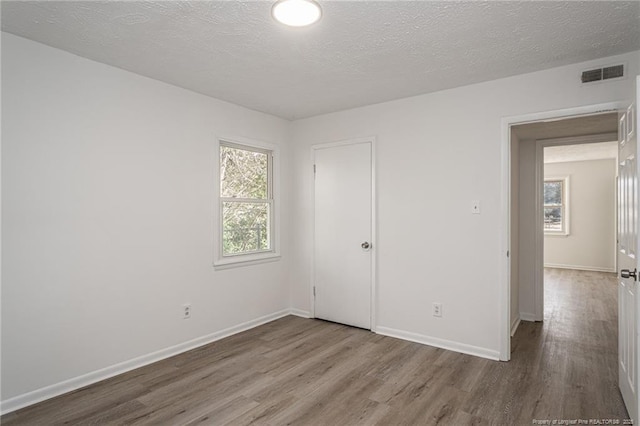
213,136,281,269
543,175,570,236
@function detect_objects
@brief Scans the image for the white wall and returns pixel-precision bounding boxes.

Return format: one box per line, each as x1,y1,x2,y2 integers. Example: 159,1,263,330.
289,50,640,358
1,33,292,407
544,159,616,272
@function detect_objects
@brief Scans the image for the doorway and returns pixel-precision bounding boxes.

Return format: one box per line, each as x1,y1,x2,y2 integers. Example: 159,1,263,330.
512,113,618,325
312,138,376,330
503,95,638,422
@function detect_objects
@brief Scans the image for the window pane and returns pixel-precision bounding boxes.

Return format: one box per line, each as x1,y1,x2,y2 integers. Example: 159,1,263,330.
544,207,563,231
220,145,268,199
544,181,562,205
222,202,270,255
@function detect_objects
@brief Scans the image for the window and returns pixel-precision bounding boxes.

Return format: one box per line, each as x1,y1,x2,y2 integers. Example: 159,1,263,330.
543,177,569,235
214,138,279,267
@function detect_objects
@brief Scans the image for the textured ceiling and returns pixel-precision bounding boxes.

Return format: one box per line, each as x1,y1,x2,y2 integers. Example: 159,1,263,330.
544,141,618,164
2,1,640,120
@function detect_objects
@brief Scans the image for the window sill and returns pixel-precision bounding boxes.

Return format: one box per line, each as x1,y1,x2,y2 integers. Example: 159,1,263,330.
213,252,281,270
544,232,570,237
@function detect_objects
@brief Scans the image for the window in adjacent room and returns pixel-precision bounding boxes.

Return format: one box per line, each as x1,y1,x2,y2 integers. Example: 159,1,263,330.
214,138,279,267
543,177,569,235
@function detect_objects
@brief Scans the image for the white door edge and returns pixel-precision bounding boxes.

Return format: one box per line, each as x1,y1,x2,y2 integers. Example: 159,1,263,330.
310,136,377,331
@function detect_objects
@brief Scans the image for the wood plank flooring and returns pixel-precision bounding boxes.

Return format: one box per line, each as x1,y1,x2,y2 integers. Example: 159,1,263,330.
2,268,629,425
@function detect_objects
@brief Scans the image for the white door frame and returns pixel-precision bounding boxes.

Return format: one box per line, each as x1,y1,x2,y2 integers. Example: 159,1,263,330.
500,101,626,361
310,136,377,331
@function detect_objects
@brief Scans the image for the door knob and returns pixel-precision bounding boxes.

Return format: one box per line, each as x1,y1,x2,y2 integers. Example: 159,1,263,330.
621,268,638,280
361,242,371,250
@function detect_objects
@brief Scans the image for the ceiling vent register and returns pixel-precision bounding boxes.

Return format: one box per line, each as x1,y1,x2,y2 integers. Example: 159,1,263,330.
581,64,624,84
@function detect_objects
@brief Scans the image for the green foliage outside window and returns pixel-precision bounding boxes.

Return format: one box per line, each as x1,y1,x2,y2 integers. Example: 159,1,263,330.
220,144,271,255
543,180,563,232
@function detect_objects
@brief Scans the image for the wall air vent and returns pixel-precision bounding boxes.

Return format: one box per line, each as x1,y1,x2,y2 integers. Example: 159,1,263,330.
603,64,624,80
581,68,602,83
581,64,624,84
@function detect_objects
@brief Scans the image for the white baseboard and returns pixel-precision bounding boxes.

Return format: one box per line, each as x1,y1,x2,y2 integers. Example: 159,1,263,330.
520,312,538,322
544,263,615,273
290,309,312,318
510,316,521,337
375,326,500,361
0,309,291,415
1,312,504,414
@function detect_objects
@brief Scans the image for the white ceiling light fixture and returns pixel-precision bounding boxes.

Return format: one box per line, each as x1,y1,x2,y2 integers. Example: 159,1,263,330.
272,0,322,27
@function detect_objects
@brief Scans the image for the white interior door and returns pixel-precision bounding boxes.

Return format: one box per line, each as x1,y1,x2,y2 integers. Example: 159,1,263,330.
618,81,638,423
314,141,372,329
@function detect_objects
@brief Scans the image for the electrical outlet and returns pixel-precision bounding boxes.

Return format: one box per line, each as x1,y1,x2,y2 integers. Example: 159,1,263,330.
433,303,442,317
183,304,191,319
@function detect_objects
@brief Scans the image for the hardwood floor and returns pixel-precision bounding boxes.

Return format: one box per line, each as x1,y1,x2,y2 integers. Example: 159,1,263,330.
2,268,628,425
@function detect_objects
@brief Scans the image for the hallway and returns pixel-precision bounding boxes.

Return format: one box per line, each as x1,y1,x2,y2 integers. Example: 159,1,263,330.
509,268,628,420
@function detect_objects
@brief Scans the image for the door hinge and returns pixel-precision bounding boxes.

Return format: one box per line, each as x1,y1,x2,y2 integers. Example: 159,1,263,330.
507,250,510,258
313,286,316,297
313,164,316,176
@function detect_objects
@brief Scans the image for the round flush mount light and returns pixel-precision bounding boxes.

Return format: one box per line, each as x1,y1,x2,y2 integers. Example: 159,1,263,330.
272,0,322,27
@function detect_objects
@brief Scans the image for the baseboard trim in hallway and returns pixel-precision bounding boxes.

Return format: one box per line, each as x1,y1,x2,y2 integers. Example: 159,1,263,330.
543,263,616,273
511,316,521,336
